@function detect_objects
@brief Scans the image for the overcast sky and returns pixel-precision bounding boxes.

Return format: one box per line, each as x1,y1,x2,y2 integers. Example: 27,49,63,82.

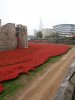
0,0,75,35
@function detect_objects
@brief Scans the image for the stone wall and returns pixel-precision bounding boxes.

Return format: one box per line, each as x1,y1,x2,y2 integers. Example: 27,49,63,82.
0,23,17,50
54,59,75,100
0,23,28,51
16,24,28,48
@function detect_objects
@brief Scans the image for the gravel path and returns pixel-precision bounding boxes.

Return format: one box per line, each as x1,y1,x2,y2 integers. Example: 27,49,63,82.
17,47,75,100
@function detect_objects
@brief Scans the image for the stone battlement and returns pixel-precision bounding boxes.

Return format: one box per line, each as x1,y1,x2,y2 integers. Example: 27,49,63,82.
0,23,28,51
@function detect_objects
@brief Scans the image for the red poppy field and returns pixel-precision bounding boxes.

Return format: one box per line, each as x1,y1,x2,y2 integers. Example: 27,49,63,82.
0,43,70,93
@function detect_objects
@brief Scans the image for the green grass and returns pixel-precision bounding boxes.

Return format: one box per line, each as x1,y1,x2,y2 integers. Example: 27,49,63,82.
30,55,62,76
0,55,62,100
0,79,23,100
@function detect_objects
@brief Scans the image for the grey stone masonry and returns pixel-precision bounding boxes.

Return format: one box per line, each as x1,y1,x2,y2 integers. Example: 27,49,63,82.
16,24,28,48
54,59,75,100
0,23,28,51
0,23,17,50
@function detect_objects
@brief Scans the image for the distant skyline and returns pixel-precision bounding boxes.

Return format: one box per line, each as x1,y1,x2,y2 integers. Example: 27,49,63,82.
0,0,75,35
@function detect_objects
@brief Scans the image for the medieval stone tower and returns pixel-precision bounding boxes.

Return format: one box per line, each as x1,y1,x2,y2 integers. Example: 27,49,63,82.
0,22,28,51
16,24,28,48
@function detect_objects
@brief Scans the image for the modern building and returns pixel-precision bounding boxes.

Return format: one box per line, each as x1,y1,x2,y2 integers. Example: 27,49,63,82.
34,29,39,37
53,24,75,37
34,24,75,39
34,28,57,39
41,28,55,38
27,35,35,40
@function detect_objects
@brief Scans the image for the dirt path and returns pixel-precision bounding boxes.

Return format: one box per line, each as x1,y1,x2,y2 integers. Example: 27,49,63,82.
17,47,75,100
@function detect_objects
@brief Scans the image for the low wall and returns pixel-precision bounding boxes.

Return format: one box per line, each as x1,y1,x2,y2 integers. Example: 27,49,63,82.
30,39,75,45
48,40,75,45
54,59,75,100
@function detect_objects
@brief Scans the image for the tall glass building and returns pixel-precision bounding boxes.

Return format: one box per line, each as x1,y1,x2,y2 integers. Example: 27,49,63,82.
53,24,75,35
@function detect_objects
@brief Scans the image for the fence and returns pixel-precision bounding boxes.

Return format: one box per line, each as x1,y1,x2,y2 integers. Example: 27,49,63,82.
29,39,75,45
